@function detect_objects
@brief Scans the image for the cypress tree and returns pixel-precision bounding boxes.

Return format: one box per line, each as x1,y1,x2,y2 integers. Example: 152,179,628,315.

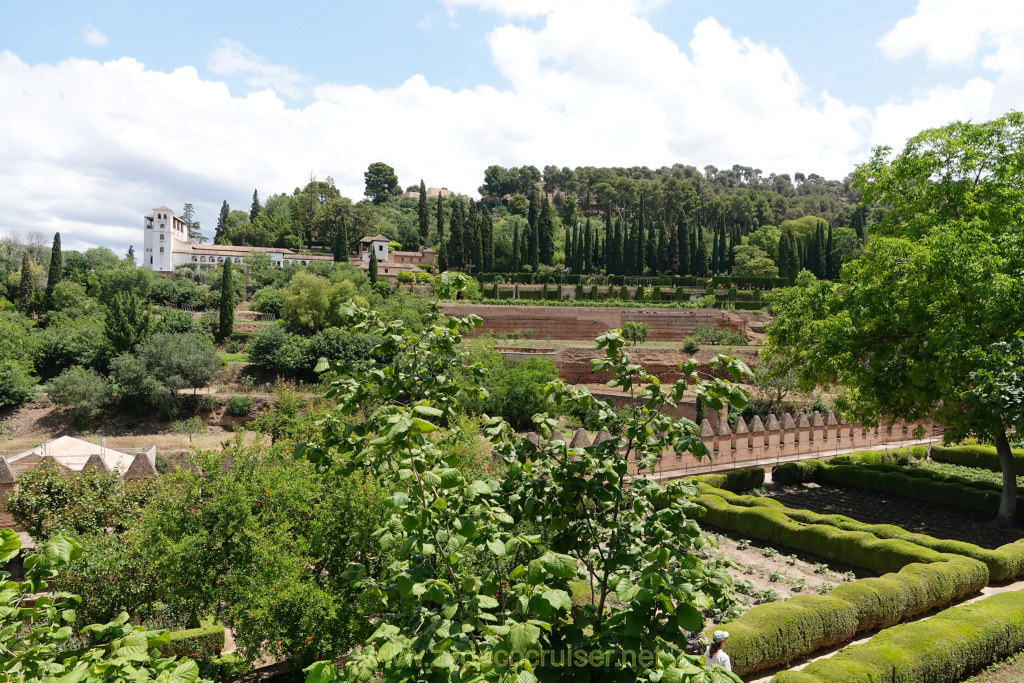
565,223,574,272
826,224,835,279
658,221,670,273
369,249,379,283
779,227,799,282
250,189,260,222
711,228,720,273
604,207,614,274
717,218,728,274
219,261,235,340
689,223,699,275
512,223,521,272
667,222,678,275
449,198,465,269
521,221,530,269
575,223,584,272
18,252,34,313
126,245,135,265
695,230,709,277
777,229,790,281
527,186,540,232
636,196,646,275
678,219,690,276
216,201,230,242
481,203,494,271
436,194,445,244
538,197,555,265
333,215,348,262
418,179,429,247
583,217,593,274
851,205,866,241
469,201,483,271
46,232,62,308
813,222,826,278
437,241,448,272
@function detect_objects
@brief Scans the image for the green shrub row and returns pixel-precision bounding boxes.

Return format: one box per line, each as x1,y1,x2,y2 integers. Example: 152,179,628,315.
772,447,928,485
696,487,988,675
154,621,226,658
690,467,765,493
773,588,1024,683
817,464,1024,522
931,444,1024,475
475,273,787,288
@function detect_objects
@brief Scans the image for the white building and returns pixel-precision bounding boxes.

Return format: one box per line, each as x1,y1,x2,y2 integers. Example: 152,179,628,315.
143,206,333,272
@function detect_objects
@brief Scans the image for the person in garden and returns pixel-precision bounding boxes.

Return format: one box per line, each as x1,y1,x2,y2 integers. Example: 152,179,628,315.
705,630,732,671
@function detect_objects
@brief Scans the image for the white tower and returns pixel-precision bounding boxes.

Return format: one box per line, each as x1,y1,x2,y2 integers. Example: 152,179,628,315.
144,206,189,272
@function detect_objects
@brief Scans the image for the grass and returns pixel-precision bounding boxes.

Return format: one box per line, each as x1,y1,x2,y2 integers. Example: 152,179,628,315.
218,353,249,363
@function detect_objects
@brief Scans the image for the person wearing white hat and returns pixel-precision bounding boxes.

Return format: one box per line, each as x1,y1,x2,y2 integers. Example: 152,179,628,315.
705,630,731,671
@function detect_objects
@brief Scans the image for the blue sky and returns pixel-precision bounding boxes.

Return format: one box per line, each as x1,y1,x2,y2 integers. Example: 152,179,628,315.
1,0,1022,253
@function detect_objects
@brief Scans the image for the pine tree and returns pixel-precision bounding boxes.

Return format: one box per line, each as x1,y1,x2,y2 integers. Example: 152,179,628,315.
106,291,153,353
46,232,62,309
18,252,33,313
250,189,260,222
436,194,445,245
369,249,379,283
219,261,235,340
583,217,593,274
418,179,429,247
215,201,230,242
333,215,348,262
695,230,709,277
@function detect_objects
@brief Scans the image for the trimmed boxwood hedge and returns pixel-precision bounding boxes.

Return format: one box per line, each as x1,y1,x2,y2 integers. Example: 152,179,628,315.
696,486,989,675
691,467,765,493
931,443,1024,475
155,620,226,658
772,447,927,485
772,588,1024,683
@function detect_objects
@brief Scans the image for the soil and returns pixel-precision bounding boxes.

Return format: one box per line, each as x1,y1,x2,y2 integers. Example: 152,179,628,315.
764,482,1024,550
963,654,1024,683
702,528,872,607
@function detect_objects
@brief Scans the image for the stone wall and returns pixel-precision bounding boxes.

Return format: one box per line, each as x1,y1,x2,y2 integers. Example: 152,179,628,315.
442,304,745,342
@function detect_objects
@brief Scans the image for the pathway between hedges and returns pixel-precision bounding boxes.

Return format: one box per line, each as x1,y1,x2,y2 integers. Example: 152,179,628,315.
744,580,1024,683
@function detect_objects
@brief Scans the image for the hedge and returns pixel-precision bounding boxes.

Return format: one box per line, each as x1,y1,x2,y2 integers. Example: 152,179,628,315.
772,447,927,485
696,487,989,676
772,588,1024,683
154,619,226,658
690,467,765,493
930,444,1024,475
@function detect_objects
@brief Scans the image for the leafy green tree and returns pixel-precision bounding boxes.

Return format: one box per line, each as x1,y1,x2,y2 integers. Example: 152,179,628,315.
47,366,113,428
251,286,284,316
0,362,36,409
171,415,209,443
45,232,62,309
104,291,153,354
418,179,429,247
298,292,749,682
281,272,366,332
621,320,650,346
748,225,781,261
732,244,779,278
219,259,234,340
0,531,202,682
766,113,1024,526
98,263,153,304
4,460,153,541
364,161,400,204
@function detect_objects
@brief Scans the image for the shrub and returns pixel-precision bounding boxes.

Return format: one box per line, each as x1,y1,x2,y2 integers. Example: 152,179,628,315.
931,444,1024,475
621,320,650,345
681,338,700,355
774,589,1024,683
225,396,253,417
0,361,37,408
47,365,113,427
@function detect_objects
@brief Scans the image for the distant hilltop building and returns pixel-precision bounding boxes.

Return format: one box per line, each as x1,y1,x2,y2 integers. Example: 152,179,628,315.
143,205,332,272
143,205,435,281
397,187,452,200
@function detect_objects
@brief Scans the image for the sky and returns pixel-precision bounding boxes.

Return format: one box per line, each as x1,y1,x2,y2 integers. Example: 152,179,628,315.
1,0,1022,254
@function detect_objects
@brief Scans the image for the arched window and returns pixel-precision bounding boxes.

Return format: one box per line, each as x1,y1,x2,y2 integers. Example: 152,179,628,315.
159,247,164,253
160,234,164,241
160,223,165,230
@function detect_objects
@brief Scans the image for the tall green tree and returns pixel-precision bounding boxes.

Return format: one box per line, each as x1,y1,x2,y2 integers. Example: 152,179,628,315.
583,217,593,274
678,219,690,276
710,227,720,273
825,224,836,279
364,162,400,204
17,252,33,313
538,197,555,266
333,214,349,262
215,200,230,242
689,222,699,276
104,291,153,354
435,194,445,245
418,179,429,247
695,229,708,277
511,222,521,272
448,198,465,269
45,232,62,309
250,189,261,222
767,113,1024,526
181,203,206,243
368,249,378,284
219,260,235,340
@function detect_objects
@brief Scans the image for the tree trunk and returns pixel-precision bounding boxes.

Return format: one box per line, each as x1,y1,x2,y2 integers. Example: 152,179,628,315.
993,429,1018,528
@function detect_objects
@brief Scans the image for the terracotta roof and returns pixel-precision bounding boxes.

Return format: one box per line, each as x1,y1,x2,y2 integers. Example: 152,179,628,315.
284,253,334,261
358,234,390,244
153,205,173,211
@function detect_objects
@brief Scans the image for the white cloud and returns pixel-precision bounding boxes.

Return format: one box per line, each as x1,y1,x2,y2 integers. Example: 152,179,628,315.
207,39,308,98
81,23,108,47
2,2,1023,254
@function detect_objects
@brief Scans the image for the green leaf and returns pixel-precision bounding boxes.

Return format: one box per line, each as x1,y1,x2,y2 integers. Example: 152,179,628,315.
304,660,338,683
540,552,577,578
486,539,506,557
675,602,705,632
0,530,20,566
166,659,201,683
476,594,499,609
110,630,149,661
